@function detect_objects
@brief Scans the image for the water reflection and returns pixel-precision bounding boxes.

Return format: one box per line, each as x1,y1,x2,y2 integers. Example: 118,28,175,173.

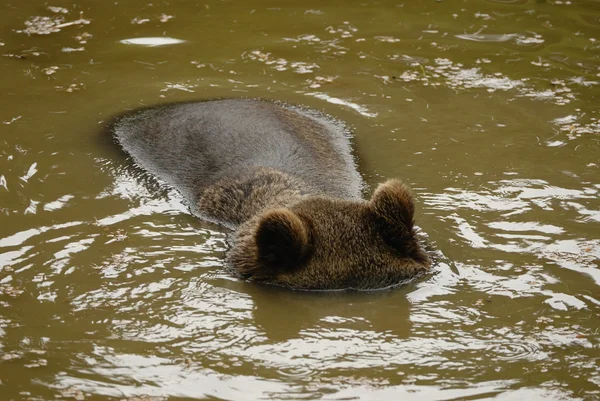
120,38,185,46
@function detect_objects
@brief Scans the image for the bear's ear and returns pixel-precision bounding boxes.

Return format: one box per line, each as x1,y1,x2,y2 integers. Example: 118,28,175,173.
255,208,311,272
369,179,416,250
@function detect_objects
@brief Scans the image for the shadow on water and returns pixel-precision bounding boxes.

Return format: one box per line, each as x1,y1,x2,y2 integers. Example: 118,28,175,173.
245,284,413,342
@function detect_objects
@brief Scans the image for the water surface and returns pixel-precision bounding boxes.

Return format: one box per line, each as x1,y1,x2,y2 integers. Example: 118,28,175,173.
0,0,599,400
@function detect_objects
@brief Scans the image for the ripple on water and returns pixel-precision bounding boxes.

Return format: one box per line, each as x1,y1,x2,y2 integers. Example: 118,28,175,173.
485,341,544,361
420,178,600,287
455,33,517,43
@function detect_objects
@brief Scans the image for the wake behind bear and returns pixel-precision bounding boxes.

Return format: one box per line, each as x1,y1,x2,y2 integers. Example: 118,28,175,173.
112,99,430,290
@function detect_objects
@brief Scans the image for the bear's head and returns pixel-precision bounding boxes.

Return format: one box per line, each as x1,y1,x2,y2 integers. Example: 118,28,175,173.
227,179,430,290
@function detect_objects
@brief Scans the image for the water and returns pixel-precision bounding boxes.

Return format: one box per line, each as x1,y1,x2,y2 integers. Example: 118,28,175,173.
0,0,599,400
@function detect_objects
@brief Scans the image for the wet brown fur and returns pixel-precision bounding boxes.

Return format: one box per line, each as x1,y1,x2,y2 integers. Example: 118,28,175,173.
112,99,430,290
227,178,430,289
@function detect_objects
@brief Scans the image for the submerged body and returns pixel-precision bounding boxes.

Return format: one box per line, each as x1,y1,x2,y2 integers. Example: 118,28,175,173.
113,99,430,289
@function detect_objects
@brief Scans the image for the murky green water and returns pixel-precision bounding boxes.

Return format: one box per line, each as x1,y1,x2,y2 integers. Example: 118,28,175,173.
1,0,599,399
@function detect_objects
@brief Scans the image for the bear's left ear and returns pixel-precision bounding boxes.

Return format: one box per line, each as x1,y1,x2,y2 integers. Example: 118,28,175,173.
255,208,311,272
369,179,416,250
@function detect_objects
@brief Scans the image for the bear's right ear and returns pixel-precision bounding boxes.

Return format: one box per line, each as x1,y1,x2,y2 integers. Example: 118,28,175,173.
369,179,417,252
255,208,311,272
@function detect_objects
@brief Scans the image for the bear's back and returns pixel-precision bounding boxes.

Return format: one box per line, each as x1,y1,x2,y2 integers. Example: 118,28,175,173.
113,99,363,204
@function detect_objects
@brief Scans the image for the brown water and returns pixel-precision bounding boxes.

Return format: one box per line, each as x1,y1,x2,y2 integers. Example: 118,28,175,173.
1,0,599,400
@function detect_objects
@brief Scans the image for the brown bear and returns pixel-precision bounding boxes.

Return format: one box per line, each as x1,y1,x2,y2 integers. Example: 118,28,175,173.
112,99,430,290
